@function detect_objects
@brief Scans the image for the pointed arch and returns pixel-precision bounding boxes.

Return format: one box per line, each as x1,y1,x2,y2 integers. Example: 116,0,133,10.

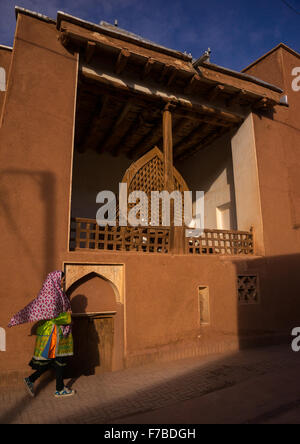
122,146,189,194
64,263,124,305
66,271,120,305
119,146,190,225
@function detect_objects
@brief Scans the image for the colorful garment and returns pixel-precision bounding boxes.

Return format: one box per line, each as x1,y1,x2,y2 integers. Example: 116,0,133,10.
8,271,71,337
33,312,73,360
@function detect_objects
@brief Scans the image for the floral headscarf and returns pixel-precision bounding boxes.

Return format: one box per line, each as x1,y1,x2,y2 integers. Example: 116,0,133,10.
8,271,71,335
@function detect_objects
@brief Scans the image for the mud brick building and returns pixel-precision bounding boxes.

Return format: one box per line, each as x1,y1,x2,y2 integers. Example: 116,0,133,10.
0,7,299,385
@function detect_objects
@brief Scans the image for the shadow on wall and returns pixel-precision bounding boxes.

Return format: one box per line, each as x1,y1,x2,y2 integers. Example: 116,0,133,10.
1,253,300,423
65,273,118,379
234,252,300,349
0,169,57,279
68,294,100,378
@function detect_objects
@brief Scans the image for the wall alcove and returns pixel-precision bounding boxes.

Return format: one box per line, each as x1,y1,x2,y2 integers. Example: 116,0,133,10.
64,264,125,375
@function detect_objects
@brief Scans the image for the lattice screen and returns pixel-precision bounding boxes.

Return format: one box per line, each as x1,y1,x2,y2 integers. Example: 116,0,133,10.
72,218,170,253
118,146,189,226
237,275,259,304
187,229,254,255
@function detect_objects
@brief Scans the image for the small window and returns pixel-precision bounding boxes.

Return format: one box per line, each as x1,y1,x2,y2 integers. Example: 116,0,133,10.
0,67,6,91
238,275,259,305
198,286,210,325
0,327,6,351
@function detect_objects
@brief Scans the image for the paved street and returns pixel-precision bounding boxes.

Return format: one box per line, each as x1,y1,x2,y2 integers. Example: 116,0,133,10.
1,344,300,424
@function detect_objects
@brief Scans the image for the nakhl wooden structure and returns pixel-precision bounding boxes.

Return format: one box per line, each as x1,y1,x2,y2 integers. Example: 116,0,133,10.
0,7,300,384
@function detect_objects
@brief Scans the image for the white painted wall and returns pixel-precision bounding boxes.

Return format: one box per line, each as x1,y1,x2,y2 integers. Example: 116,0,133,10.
178,132,237,230
231,113,264,255
0,67,6,91
0,327,6,351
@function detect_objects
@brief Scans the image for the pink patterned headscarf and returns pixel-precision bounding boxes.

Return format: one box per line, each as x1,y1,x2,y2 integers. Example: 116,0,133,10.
8,271,71,335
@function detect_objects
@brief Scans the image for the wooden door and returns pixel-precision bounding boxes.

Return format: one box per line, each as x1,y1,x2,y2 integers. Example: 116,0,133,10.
93,316,114,374
69,315,114,377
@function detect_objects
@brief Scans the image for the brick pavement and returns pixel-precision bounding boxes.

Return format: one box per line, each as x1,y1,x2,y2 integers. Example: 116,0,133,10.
0,344,299,424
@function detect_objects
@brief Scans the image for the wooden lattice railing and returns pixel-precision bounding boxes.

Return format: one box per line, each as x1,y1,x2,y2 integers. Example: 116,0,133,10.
186,228,254,255
70,218,170,253
70,218,254,255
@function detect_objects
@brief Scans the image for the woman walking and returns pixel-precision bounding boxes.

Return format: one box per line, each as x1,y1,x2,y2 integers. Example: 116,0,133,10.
8,271,75,398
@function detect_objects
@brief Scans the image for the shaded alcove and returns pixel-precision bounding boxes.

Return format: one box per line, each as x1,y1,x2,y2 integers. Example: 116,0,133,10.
66,272,124,377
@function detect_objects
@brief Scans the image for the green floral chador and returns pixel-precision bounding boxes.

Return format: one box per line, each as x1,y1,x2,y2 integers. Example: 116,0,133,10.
33,312,73,360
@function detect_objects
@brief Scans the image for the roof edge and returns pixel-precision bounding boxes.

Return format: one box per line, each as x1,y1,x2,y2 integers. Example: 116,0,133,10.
242,43,300,73
15,6,56,24
201,61,283,94
0,44,13,52
14,6,192,62
56,11,193,62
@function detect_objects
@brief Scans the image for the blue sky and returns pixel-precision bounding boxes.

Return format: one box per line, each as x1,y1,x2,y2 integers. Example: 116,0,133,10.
0,0,299,71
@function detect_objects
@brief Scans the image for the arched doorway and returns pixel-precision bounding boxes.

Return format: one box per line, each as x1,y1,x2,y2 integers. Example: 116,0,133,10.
65,266,125,376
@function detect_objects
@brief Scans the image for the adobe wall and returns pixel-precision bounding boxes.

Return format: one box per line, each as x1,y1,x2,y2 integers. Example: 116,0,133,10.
244,47,300,256
2,249,242,382
0,14,78,382
234,252,300,341
1,12,299,387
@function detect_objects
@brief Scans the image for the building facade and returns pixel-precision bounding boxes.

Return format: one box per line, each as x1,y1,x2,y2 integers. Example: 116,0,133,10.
0,7,299,385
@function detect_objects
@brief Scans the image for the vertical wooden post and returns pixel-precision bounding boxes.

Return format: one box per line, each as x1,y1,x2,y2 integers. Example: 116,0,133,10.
162,102,185,253
163,102,174,193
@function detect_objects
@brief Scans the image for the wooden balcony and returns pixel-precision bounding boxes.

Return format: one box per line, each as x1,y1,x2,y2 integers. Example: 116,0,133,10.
70,218,254,256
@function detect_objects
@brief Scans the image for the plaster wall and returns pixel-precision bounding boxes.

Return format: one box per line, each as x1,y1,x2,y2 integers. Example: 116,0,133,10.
244,47,300,256
0,14,78,378
177,133,237,230
231,114,265,255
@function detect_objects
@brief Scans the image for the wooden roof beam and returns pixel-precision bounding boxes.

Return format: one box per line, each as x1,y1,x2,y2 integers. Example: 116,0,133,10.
226,89,247,107
166,67,177,87
159,64,173,83
173,110,232,127
252,97,275,110
116,115,156,157
115,49,131,75
206,84,225,102
141,58,155,80
81,65,244,125
99,100,136,154
130,120,163,159
79,95,110,153
197,64,282,105
177,127,229,161
174,123,211,159
85,41,96,64
184,74,201,94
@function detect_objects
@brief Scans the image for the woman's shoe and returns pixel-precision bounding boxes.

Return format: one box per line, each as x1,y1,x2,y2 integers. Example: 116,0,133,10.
54,387,75,398
24,377,35,397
